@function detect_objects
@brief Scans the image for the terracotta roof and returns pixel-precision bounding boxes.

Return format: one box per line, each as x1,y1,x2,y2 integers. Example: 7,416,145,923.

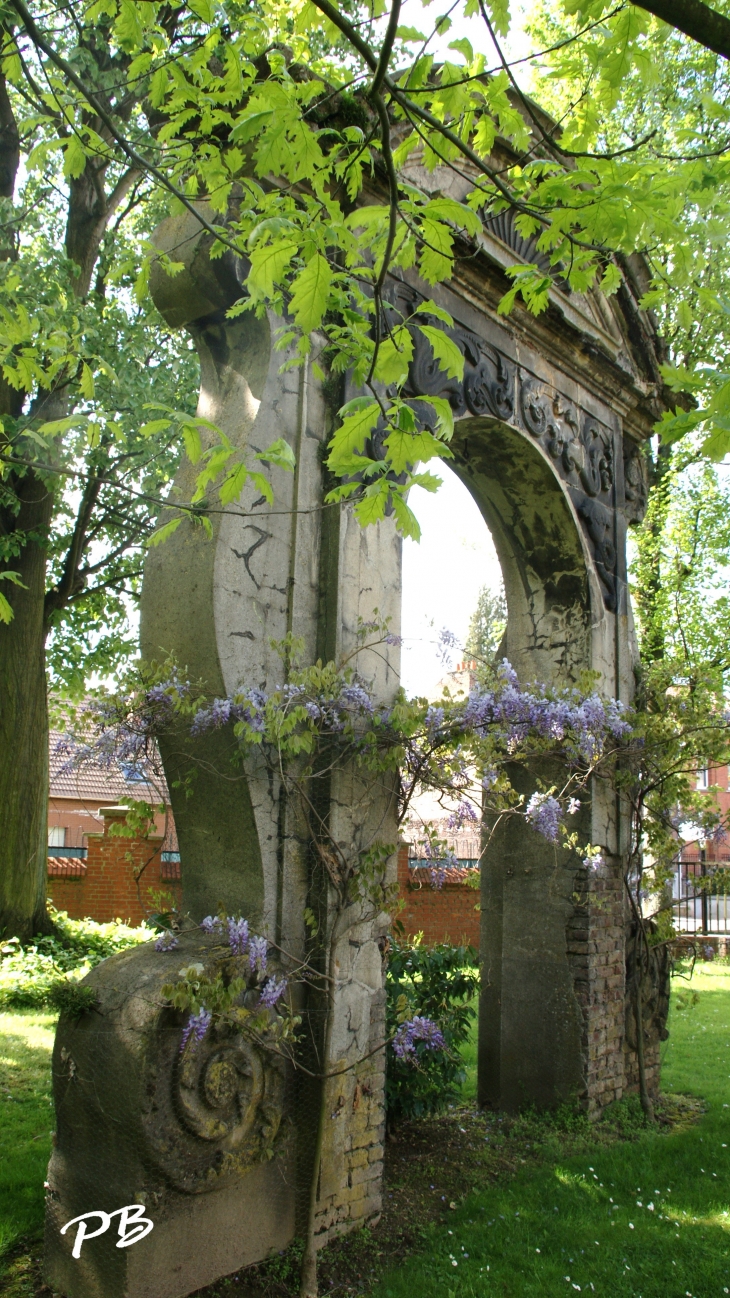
48,857,87,877
408,865,478,886
49,730,170,804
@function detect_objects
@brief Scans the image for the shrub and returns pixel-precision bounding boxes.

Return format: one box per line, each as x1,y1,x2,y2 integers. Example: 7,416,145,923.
0,908,153,1009
385,935,478,1121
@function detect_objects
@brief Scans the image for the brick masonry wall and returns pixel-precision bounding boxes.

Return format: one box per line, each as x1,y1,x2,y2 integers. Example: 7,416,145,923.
397,843,657,1113
565,856,627,1114
396,843,480,947
47,808,181,925
315,984,387,1242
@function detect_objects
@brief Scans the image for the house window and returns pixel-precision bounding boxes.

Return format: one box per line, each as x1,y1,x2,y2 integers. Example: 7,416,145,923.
48,825,66,847
698,768,709,790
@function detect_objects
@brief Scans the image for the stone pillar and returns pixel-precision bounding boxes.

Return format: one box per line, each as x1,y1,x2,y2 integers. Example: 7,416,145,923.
44,207,400,1297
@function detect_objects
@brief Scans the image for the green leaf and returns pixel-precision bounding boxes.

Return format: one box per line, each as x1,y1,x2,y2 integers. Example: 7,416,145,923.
63,136,87,180
38,416,85,436
418,218,454,284
373,327,414,385
219,461,249,505
700,425,730,460
391,492,421,540
424,197,482,239
0,591,13,623
448,37,473,61
600,262,622,295
248,470,274,504
182,423,203,464
485,0,510,36
416,325,464,381
288,254,332,332
396,25,426,40
0,569,26,587
338,396,377,418
327,401,380,472
415,300,454,326
384,426,446,473
149,67,169,108
148,517,183,547
140,418,172,438
421,394,455,441
79,363,95,399
188,0,214,21
231,110,275,144
257,438,296,470
656,407,701,445
354,480,390,526
248,239,298,299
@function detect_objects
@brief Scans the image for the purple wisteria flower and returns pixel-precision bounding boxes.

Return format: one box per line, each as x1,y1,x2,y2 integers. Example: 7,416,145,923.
260,976,287,1009
583,854,604,872
392,1016,446,1060
428,865,447,890
191,690,266,736
525,792,563,843
339,683,374,713
385,634,403,647
200,915,224,934
437,628,459,665
447,802,478,831
425,706,445,734
248,935,268,975
180,1007,212,1052
228,917,250,956
155,931,178,951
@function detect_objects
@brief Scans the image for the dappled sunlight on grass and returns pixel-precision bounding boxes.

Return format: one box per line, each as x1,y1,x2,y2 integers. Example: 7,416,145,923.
0,1011,56,1266
374,962,730,1297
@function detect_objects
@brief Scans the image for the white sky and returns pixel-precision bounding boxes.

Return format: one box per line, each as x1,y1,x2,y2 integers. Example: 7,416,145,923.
397,0,535,78
400,465,503,697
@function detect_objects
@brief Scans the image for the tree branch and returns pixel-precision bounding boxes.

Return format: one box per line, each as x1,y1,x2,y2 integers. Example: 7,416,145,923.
636,0,730,58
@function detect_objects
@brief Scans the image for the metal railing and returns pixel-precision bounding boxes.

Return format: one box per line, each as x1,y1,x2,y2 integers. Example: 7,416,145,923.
674,858,730,934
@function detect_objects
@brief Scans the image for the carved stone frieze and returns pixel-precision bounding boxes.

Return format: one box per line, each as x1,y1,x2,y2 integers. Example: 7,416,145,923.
385,277,620,609
623,438,649,524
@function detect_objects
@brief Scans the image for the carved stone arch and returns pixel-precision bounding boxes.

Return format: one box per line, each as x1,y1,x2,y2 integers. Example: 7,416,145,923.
44,196,665,1298
447,415,594,687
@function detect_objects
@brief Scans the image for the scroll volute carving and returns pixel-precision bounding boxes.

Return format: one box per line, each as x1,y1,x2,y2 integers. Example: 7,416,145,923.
141,947,288,1195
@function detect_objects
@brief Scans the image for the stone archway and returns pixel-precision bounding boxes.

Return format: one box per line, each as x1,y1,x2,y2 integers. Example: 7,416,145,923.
43,201,662,1298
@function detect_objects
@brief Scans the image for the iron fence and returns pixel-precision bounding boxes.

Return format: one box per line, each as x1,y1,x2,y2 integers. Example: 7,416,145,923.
673,858,730,934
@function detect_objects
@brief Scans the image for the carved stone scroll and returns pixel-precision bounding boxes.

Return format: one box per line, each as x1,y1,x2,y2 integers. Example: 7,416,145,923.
44,933,295,1298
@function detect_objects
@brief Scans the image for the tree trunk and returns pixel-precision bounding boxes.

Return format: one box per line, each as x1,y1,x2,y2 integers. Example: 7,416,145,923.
0,471,54,940
0,43,136,938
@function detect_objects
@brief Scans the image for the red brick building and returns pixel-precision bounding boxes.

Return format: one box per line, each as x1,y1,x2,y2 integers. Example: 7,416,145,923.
396,843,480,948
47,733,180,925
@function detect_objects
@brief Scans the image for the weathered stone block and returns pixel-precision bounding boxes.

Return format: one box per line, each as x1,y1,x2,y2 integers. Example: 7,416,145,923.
44,935,295,1298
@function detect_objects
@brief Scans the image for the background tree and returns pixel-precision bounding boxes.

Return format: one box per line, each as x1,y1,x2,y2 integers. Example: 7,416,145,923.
0,40,201,938
464,582,507,683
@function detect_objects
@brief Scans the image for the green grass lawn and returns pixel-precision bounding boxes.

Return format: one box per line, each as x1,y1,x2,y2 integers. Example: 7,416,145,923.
374,961,730,1298
0,1012,56,1266
3,967,730,1297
